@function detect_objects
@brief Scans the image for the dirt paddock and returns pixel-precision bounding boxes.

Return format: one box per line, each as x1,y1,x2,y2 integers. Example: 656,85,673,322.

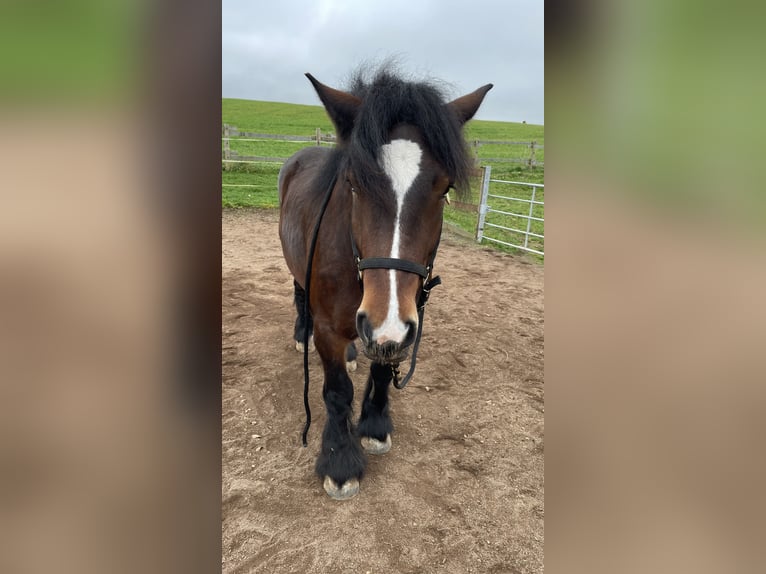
222,209,544,574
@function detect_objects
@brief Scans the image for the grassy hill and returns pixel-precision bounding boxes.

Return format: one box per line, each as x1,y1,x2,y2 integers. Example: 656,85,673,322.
222,98,544,255
223,99,336,135
222,98,543,144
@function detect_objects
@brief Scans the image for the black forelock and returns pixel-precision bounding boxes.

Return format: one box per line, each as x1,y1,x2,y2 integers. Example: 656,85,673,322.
342,66,475,200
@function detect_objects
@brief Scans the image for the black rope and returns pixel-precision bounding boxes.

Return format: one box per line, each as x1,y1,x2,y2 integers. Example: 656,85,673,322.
301,174,338,446
391,274,441,389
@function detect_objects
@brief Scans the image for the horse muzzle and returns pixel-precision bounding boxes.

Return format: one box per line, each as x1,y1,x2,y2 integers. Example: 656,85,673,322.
356,312,417,363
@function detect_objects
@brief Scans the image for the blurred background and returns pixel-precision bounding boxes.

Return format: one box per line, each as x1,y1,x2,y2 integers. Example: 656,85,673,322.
0,1,220,573
547,1,766,573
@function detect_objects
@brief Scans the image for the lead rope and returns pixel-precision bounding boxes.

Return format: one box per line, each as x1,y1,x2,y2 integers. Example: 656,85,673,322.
391,273,441,389
301,174,338,447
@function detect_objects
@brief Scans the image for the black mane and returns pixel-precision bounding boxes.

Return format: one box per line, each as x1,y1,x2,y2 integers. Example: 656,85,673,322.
343,67,475,199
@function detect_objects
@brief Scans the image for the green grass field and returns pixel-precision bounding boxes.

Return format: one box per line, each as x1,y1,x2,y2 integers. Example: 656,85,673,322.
222,98,544,257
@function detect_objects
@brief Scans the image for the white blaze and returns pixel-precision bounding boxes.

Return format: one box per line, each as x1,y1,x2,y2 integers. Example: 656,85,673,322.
372,139,422,344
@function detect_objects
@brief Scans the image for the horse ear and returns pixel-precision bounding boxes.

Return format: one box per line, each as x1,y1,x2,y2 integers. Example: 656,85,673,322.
447,84,494,125
305,73,362,140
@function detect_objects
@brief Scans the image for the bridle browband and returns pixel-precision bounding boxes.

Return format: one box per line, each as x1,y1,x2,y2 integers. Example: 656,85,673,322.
300,173,442,446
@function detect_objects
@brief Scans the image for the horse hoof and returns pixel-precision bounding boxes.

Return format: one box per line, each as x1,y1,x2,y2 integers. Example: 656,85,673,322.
361,434,392,455
323,476,360,500
346,360,357,372
295,336,315,353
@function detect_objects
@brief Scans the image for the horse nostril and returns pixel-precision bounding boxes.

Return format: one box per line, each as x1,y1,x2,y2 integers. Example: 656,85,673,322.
402,320,417,349
356,312,372,343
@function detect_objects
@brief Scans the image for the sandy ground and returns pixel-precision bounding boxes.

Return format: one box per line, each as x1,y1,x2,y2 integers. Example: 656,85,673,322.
222,209,544,574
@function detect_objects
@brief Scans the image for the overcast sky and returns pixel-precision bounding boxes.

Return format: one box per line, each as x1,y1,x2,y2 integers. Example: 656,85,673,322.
222,0,543,125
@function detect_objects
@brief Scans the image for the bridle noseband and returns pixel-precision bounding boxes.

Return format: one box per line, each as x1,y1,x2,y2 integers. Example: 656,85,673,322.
350,234,433,282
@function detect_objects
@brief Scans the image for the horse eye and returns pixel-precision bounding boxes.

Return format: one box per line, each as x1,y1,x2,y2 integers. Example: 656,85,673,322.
443,184,453,205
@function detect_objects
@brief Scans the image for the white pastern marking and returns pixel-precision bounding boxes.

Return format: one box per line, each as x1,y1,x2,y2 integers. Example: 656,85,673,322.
373,140,422,344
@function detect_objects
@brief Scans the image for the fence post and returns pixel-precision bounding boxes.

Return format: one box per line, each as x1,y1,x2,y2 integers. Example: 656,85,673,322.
316,127,321,146
528,141,537,168
476,165,492,242
524,185,536,250
223,124,231,171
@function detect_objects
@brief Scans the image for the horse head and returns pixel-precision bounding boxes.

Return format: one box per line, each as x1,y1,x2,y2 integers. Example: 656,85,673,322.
306,72,492,363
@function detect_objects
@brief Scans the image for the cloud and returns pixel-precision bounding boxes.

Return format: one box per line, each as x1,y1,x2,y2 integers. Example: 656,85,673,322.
223,0,543,124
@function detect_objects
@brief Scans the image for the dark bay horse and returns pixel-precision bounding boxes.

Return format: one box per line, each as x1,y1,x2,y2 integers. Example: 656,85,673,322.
279,68,492,499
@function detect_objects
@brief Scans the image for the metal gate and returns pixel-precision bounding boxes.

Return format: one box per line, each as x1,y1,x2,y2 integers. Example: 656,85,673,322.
476,166,544,256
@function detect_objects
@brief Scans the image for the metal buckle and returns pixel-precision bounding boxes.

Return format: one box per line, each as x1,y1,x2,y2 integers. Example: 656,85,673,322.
355,256,363,281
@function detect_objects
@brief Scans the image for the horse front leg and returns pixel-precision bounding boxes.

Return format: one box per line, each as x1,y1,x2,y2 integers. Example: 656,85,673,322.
313,323,366,500
357,362,394,455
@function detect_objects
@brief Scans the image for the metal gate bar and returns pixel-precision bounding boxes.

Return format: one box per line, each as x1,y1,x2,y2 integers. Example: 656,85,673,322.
475,165,544,256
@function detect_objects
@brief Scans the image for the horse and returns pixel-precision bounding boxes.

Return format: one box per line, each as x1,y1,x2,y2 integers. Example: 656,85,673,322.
278,67,492,499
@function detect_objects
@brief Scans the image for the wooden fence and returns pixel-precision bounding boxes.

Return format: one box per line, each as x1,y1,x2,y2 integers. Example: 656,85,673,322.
468,139,543,167
222,124,543,168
